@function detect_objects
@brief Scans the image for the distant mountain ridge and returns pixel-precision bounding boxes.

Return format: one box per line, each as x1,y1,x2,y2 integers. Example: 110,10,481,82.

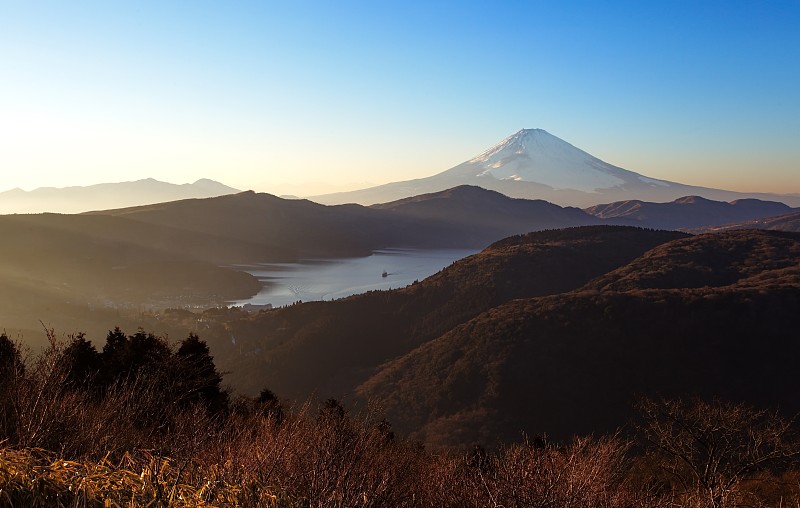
0,178,240,214
584,195,796,230
311,129,800,208
91,186,602,258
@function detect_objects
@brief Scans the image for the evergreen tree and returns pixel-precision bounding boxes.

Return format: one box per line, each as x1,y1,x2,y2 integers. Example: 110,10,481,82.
0,333,23,379
175,333,228,414
60,333,102,389
101,327,171,383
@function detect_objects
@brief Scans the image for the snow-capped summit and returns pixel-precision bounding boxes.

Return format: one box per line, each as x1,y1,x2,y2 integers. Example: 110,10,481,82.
470,129,563,163
452,128,634,192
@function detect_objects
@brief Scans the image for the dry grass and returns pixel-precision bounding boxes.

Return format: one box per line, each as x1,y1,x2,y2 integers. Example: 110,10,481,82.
0,446,282,507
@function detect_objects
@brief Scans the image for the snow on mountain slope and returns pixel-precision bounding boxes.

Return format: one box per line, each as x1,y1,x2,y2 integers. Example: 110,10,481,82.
459,129,634,191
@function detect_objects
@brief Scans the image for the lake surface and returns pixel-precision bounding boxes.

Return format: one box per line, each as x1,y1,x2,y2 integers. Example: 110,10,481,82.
232,248,478,307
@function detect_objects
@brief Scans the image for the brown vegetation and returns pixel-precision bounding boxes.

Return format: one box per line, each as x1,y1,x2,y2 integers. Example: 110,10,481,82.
636,397,800,508
0,330,798,507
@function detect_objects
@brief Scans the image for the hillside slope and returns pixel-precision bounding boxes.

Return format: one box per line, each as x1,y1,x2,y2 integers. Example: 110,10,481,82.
356,230,800,448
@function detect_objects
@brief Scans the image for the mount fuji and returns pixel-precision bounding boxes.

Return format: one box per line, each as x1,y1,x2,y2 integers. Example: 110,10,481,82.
312,129,800,208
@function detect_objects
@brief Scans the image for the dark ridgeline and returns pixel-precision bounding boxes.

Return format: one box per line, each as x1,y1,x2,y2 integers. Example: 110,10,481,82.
370,185,601,244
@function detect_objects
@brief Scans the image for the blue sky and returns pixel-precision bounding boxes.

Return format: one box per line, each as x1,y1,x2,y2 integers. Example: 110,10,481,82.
1,0,798,195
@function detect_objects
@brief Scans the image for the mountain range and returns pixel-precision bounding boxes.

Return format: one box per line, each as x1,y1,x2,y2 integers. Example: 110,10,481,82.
0,178,239,214
311,129,800,208
1,124,798,455
4,129,797,215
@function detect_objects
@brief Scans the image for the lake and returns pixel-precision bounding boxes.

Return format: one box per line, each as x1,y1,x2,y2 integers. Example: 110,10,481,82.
232,248,478,308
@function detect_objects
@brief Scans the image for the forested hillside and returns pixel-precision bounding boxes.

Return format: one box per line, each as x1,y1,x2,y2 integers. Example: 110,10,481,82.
358,229,800,446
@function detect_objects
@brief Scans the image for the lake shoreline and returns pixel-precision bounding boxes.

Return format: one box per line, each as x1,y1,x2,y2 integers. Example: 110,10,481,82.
230,248,478,308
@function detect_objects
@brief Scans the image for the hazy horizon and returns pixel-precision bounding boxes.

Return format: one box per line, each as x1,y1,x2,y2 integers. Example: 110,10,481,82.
2,1,798,195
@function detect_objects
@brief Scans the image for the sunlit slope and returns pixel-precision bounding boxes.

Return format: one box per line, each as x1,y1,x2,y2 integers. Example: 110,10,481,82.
585,229,800,291
0,212,263,346
0,213,262,305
